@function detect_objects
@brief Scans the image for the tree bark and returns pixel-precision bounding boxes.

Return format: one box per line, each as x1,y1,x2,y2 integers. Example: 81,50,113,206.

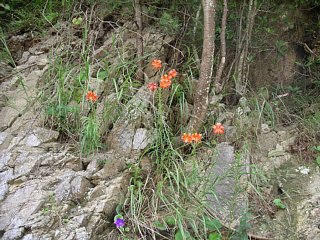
189,0,216,132
134,0,144,82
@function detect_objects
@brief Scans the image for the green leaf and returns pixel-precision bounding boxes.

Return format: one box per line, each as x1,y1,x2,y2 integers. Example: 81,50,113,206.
316,156,320,166
175,229,192,240
97,70,108,80
175,229,183,240
0,3,11,11
154,220,167,230
115,204,122,215
273,198,286,209
204,217,222,231
208,232,222,240
114,213,123,221
316,146,320,152
164,216,176,226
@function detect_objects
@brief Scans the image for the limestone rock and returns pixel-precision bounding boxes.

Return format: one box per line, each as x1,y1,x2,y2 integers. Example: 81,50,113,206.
75,227,89,240
132,128,153,150
0,151,11,170
0,132,9,145
54,171,92,202
92,154,126,182
261,123,270,134
2,227,25,240
26,134,41,147
25,128,59,147
0,181,48,234
18,51,31,65
207,143,248,228
107,87,151,153
0,168,13,200
10,151,44,179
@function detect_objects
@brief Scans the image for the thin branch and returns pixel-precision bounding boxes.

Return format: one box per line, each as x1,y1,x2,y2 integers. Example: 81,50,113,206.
215,0,228,93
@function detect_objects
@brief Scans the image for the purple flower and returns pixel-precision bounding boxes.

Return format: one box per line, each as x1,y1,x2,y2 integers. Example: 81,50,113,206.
114,218,125,228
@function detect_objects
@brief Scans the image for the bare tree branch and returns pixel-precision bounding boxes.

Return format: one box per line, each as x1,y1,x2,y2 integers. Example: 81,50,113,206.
215,0,228,93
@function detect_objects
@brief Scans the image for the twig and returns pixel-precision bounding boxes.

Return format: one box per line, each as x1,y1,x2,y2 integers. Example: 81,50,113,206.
215,0,228,94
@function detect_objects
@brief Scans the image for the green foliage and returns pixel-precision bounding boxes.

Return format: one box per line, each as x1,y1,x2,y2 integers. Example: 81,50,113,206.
0,27,15,67
313,146,320,166
231,213,251,240
81,114,101,154
159,12,181,35
294,0,320,6
175,228,194,240
204,216,222,232
208,232,222,240
273,198,286,209
0,0,75,33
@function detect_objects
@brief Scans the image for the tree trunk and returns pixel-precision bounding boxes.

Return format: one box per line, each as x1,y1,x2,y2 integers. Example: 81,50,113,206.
189,0,217,132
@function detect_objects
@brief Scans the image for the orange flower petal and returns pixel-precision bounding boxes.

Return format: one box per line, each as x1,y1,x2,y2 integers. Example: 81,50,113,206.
168,69,177,78
86,91,98,102
147,82,158,91
213,123,225,134
151,59,162,70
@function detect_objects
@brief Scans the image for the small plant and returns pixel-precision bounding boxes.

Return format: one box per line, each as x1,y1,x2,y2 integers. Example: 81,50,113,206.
312,146,320,167
273,198,286,209
231,213,251,240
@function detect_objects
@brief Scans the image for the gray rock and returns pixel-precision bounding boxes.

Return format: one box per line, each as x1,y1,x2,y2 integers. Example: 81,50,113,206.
0,151,11,170
85,159,100,176
268,144,286,158
0,169,13,200
92,155,126,182
2,227,25,240
63,156,83,171
55,171,92,202
75,227,89,240
25,128,59,147
107,87,151,153
18,51,31,65
0,103,26,131
107,122,135,153
207,143,248,228
71,176,92,199
0,181,47,232
0,181,9,199
261,123,270,134
11,151,44,179
0,132,9,145
26,134,41,147
132,128,152,150
296,172,320,239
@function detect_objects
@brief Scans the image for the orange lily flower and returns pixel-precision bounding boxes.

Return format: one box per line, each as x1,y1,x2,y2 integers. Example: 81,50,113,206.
151,59,162,70
86,90,98,102
160,74,172,89
147,82,158,91
191,133,202,143
212,123,225,134
168,69,177,78
182,133,193,143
